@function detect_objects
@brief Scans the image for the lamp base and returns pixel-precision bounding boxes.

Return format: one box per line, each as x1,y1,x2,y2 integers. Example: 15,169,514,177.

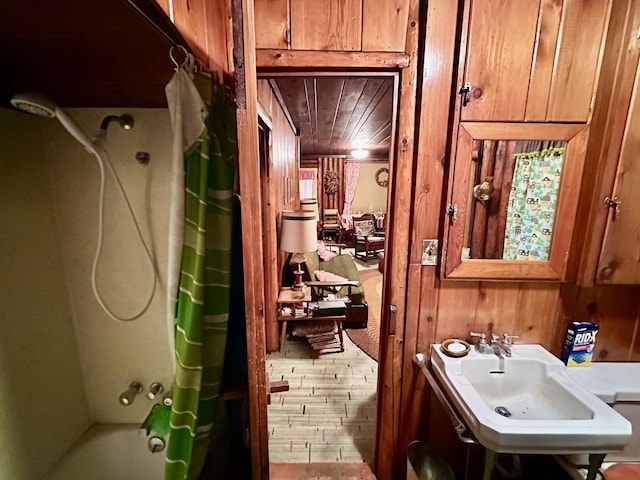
292,266,304,290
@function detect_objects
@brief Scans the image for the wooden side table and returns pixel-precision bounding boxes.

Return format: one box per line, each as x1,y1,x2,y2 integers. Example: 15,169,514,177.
277,287,311,352
276,287,346,352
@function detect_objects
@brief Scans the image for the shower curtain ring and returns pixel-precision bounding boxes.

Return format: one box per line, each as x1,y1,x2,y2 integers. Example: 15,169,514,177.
169,44,189,71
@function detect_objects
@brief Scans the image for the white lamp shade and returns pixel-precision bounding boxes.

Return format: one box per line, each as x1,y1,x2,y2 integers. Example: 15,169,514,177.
300,198,319,222
280,210,318,253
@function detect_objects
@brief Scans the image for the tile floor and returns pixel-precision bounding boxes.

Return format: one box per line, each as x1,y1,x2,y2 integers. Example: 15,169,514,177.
266,333,378,465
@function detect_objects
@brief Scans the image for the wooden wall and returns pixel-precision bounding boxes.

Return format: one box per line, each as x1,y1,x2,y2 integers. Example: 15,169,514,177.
257,79,299,353
162,0,640,478
255,0,410,52
156,0,234,75
318,157,345,214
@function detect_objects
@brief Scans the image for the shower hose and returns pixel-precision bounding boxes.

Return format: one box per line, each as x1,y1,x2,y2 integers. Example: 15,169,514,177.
89,145,157,322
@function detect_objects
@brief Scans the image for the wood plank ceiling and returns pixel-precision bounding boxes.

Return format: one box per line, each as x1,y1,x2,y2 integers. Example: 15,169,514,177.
0,0,183,109
274,76,394,158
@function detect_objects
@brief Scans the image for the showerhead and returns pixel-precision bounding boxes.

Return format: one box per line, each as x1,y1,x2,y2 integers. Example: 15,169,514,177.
99,114,134,131
10,91,56,118
10,91,95,153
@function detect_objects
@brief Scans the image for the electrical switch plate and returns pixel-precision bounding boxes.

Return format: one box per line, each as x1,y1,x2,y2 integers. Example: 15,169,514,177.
421,239,438,266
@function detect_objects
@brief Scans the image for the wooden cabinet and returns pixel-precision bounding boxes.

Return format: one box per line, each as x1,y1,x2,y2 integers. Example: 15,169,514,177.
573,0,640,286
291,0,362,51
254,0,410,52
254,0,290,49
596,62,640,284
457,0,611,123
442,123,588,281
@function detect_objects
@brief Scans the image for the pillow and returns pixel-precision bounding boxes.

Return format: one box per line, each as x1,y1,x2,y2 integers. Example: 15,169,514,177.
313,270,349,283
317,240,337,261
353,219,375,237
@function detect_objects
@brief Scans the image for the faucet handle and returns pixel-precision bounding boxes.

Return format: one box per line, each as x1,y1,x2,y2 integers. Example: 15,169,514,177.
147,382,164,400
502,333,519,345
490,334,500,343
469,331,486,344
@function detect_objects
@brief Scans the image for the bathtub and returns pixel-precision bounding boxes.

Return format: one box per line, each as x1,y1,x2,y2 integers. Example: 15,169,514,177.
42,424,165,480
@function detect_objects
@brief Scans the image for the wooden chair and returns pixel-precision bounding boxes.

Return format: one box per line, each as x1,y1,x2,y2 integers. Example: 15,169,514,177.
321,208,341,241
353,213,385,261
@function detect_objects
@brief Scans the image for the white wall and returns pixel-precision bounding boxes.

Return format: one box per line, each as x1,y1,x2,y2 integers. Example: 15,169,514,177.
0,109,90,479
352,162,389,214
0,106,176,478
40,108,174,424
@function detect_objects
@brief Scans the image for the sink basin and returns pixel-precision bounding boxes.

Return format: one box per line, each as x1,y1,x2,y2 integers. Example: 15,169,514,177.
462,356,593,421
431,343,631,454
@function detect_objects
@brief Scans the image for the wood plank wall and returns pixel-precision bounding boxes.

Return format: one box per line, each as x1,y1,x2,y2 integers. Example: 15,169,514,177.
318,157,345,215
257,79,299,353
166,0,234,74
255,0,410,52
401,0,640,478
163,0,640,478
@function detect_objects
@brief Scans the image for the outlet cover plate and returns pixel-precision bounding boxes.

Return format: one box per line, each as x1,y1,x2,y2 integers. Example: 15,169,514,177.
422,239,438,266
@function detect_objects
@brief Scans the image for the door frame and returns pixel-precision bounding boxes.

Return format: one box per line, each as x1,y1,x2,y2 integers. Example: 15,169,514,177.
233,1,421,479
256,67,400,468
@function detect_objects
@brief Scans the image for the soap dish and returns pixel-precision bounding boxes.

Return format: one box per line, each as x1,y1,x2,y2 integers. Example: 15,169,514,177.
440,339,471,358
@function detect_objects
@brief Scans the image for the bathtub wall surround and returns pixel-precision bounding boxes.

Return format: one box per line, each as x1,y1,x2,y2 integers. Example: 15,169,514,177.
40,107,175,424
0,109,90,479
0,107,174,477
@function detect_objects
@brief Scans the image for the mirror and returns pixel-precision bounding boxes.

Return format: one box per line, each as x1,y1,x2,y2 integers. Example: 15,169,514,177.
443,123,589,280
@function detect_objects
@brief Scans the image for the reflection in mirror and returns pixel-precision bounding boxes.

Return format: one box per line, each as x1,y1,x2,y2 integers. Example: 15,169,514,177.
463,140,566,261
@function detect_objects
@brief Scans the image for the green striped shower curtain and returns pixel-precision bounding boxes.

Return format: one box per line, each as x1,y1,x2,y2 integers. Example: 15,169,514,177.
165,69,238,479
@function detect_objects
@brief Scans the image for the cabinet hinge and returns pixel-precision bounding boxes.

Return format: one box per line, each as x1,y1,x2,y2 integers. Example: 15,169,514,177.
446,204,458,223
590,93,596,111
604,195,621,219
458,82,472,107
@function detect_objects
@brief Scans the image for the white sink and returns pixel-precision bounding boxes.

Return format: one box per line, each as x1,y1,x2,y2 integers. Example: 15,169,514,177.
431,343,632,454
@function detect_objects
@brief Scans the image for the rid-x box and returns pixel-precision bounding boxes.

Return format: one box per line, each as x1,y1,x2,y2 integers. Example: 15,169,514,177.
561,321,598,367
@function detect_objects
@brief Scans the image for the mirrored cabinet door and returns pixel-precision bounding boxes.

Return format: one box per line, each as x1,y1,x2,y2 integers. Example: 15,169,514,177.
442,122,589,280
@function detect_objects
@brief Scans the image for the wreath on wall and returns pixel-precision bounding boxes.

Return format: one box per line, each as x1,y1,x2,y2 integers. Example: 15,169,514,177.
323,171,339,195
375,167,389,187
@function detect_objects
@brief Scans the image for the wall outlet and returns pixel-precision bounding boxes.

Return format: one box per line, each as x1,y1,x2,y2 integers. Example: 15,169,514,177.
422,239,438,266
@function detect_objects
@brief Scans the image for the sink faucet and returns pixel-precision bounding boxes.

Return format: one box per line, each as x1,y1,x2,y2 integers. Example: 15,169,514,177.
491,334,511,358
470,332,519,358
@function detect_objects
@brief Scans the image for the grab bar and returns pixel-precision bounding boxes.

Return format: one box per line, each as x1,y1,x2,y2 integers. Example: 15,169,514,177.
414,353,476,445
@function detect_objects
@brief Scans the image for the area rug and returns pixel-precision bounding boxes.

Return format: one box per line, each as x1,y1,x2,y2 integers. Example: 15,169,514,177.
346,268,381,361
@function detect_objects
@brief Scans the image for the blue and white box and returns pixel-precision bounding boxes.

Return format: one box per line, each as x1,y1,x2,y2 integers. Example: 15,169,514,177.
561,321,598,367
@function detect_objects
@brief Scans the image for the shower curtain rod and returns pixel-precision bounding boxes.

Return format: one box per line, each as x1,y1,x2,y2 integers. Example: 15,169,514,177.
124,0,187,49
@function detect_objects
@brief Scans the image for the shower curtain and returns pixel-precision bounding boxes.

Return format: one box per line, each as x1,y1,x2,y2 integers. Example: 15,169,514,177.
165,64,237,479
502,141,564,261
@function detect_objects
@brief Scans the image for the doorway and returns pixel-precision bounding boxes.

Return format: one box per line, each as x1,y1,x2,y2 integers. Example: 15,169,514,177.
257,73,398,469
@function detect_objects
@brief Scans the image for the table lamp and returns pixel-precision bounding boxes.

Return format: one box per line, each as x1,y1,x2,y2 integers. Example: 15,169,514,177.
280,210,318,290
300,198,319,223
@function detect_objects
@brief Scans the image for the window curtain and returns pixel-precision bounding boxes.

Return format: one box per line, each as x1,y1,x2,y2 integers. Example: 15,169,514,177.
343,162,360,216
164,63,238,479
299,168,317,200
503,141,564,261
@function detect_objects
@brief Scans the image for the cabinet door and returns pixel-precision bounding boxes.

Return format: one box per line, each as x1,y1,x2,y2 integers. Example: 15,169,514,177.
442,122,588,281
362,0,410,52
459,0,610,123
290,0,362,51
255,0,290,49
597,65,640,284
460,0,540,121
